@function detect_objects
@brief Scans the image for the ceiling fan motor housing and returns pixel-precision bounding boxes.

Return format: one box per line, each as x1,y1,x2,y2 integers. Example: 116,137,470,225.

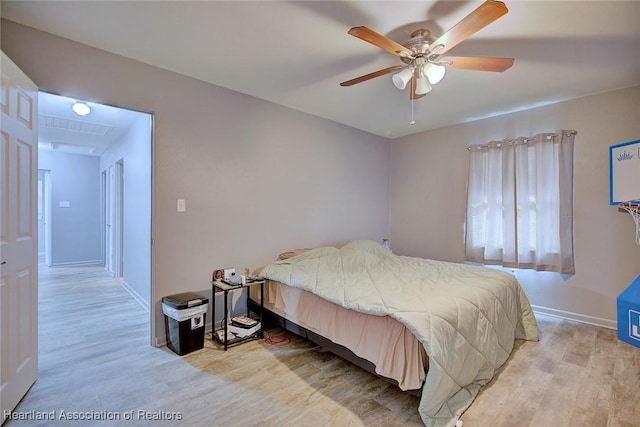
400,29,437,65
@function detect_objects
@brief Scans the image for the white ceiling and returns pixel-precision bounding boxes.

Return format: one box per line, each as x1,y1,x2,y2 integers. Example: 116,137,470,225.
38,92,144,156
4,1,640,139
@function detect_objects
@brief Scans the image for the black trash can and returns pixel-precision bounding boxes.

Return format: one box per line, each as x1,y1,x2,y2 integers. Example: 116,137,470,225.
162,292,209,356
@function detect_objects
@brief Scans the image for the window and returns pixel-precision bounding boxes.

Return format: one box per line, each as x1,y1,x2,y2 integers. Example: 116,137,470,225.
465,131,576,274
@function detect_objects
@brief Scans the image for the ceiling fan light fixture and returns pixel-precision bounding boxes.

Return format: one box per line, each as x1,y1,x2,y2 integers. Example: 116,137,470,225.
72,102,91,116
424,63,446,85
415,76,432,95
392,68,414,90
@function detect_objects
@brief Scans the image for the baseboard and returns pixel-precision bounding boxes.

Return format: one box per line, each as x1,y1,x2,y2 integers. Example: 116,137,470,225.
122,281,150,312
154,335,167,347
50,259,102,267
532,305,617,330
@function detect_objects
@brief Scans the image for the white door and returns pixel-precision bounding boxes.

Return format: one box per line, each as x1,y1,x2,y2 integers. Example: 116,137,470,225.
105,162,123,277
106,165,115,275
0,52,39,421
37,171,45,256
43,170,52,267
105,167,112,273
113,161,123,277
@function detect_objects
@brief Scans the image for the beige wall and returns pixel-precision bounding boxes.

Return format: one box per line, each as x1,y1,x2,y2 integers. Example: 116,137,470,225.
391,86,640,327
4,18,637,340
1,20,391,344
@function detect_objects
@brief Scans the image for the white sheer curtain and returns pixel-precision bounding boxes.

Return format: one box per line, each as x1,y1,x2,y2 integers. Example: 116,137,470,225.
465,130,576,274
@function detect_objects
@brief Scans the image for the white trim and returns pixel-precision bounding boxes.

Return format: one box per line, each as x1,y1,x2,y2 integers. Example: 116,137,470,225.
122,281,150,312
532,305,617,330
50,259,102,267
628,309,640,342
155,336,166,347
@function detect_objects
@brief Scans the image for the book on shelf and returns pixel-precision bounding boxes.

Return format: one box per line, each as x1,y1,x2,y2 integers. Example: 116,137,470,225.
215,329,236,342
228,322,261,337
221,279,242,287
231,315,258,328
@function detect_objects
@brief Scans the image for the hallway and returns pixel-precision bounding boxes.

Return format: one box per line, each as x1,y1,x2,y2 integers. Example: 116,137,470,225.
7,264,180,426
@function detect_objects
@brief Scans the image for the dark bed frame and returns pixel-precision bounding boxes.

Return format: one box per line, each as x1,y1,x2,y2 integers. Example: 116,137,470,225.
249,298,420,393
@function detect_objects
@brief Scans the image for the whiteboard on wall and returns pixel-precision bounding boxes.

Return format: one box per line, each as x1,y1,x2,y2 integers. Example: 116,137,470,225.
610,139,640,205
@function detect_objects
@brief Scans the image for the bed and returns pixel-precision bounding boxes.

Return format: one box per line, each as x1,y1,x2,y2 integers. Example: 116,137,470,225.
251,240,539,427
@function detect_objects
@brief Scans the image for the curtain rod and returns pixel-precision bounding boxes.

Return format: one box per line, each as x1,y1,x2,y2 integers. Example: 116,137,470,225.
467,130,577,151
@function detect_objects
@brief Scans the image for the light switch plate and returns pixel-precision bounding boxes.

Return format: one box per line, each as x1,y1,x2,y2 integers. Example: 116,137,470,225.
177,199,186,212
59,201,70,208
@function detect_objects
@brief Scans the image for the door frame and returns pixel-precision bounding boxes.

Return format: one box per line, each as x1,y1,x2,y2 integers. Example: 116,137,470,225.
37,91,155,344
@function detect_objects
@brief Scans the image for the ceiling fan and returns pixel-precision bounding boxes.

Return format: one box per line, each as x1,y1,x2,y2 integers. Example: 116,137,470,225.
340,0,514,100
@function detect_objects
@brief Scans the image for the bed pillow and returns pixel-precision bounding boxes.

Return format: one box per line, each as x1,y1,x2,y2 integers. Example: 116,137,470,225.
277,248,311,261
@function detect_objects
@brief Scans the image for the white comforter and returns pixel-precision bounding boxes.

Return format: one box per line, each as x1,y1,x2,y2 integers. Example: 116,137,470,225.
260,240,539,427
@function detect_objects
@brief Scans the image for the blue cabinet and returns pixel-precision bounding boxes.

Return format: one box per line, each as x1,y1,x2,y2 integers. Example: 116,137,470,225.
617,274,640,348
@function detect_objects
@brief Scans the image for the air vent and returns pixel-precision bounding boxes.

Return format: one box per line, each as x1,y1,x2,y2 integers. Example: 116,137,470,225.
39,114,113,136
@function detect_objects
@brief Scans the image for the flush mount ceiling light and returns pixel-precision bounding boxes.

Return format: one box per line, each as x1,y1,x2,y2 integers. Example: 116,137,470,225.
72,102,91,116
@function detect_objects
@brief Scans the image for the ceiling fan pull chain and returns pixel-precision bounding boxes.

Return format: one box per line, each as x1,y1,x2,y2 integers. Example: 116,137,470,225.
410,98,415,126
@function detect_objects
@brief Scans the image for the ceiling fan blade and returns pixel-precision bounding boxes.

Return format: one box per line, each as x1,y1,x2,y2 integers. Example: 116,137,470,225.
430,0,508,56
348,26,414,58
340,65,404,87
441,56,514,72
410,76,426,100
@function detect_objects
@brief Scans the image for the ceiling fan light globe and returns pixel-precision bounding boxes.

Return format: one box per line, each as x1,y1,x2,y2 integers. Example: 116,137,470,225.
415,77,432,95
392,68,413,90
424,63,446,85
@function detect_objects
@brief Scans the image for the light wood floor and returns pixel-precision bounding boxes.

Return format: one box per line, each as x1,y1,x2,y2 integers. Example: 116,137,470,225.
5,264,640,426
